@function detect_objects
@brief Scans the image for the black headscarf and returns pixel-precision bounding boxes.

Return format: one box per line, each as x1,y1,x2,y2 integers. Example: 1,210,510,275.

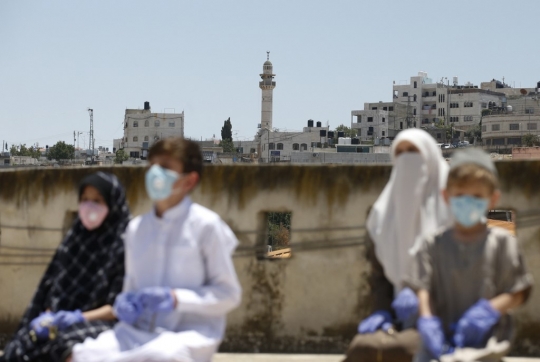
19,172,131,326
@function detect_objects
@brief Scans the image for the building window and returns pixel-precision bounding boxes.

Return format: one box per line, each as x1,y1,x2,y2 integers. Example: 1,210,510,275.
144,135,149,141
436,133,442,139
481,103,488,109
169,121,175,127
400,122,403,130
450,117,459,123
129,151,140,158
368,117,373,122
300,143,307,151
507,137,522,145
268,143,275,150
413,108,416,115
356,115,361,123
509,124,519,131
528,123,537,130
492,138,504,145
403,92,408,97
464,102,473,108
432,91,436,96
133,121,139,127
383,107,387,111
133,136,138,142
382,131,386,136
482,125,486,132
526,108,535,114
389,106,394,111
413,94,417,102
293,143,299,150
372,107,377,110
382,117,385,123
492,124,500,131
413,81,417,89
368,127,374,135
155,120,160,127
464,116,473,122
450,103,459,108
144,120,149,127
277,143,284,150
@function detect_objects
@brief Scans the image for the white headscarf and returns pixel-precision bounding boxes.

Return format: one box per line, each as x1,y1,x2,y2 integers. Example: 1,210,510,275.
366,129,452,291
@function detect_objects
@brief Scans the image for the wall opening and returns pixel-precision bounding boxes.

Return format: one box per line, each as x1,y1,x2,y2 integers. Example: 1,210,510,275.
257,211,292,260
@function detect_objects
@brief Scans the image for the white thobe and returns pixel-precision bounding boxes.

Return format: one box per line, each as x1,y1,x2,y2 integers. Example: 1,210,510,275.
72,197,242,362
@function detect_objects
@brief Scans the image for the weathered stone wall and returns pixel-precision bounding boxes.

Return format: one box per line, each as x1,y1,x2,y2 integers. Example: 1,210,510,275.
0,163,539,355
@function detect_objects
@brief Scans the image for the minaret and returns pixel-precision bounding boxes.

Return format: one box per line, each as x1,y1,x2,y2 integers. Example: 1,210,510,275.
259,51,276,130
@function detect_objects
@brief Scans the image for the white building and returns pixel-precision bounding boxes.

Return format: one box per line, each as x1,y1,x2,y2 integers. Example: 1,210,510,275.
393,72,506,132
119,101,184,159
351,102,409,142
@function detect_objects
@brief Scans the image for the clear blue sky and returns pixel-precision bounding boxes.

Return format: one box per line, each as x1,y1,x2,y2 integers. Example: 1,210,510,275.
1,0,538,150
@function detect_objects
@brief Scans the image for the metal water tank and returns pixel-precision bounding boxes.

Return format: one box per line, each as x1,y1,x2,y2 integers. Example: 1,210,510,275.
338,131,345,138
328,131,335,138
320,130,327,137
352,138,360,145
316,121,322,127
144,101,150,110
308,120,314,127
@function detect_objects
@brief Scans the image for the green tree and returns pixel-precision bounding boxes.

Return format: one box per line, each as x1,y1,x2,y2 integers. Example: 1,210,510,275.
221,117,233,141
334,124,357,138
522,133,540,147
47,141,75,161
114,149,129,164
9,144,41,159
219,138,235,153
465,124,482,144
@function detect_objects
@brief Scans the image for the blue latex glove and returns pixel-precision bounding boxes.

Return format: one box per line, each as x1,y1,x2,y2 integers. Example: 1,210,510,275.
30,311,55,340
139,287,176,313
453,299,501,348
391,287,419,322
114,292,144,325
53,310,85,330
417,316,445,359
358,310,392,334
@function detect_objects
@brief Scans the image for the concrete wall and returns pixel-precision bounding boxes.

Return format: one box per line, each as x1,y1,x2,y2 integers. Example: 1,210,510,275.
0,164,539,355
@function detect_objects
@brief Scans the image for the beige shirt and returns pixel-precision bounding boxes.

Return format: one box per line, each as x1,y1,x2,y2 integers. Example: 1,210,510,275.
406,226,533,341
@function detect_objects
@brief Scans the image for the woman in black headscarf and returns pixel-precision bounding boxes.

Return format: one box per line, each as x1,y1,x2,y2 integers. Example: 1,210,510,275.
0,172,131,362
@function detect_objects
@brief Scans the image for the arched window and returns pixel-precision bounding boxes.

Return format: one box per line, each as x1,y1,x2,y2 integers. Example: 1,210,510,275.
413,81,417,88
413,108,417,115
154,120,160,127
144,136,149,141
268,143,275,150
133,136,138,142
144,120,149,127
300,143,307,151
277,143,284,150
133,121,139,127
413,94,417,102
292,143,299,150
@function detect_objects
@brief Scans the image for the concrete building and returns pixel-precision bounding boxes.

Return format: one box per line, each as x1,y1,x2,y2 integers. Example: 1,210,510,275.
393,72,506,132
120,101,184,159
350,102,409,142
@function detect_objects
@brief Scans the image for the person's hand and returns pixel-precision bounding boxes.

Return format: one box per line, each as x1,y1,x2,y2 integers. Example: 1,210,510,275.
114,292,144,325
30,311,55,340
53,310,85,330
391,287,419,322
417,316,445,358
358,310,392,334
138,287,176,313
453,299,500,348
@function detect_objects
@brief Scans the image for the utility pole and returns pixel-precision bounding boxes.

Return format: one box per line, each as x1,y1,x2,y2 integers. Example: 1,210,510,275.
87,108,94,163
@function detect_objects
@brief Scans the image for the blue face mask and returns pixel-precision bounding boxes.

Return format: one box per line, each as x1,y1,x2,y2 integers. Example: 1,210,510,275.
450,195,489,228
145,165,180,201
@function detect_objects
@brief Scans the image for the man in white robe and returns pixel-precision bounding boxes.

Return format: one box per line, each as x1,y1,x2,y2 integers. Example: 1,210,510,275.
70,138,242,362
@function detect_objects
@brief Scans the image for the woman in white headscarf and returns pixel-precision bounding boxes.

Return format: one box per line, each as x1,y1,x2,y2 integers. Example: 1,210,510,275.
344,129,452,361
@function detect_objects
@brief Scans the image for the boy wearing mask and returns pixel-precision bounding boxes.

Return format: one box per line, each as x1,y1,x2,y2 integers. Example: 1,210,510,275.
406,148,533,362
71,138,242,362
